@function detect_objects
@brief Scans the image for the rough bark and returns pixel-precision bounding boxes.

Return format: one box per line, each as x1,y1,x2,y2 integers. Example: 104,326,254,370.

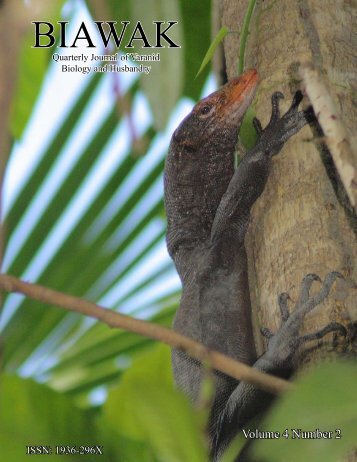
219,0,356,362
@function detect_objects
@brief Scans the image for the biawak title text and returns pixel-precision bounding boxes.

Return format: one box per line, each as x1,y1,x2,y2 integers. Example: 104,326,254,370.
32,20,180,75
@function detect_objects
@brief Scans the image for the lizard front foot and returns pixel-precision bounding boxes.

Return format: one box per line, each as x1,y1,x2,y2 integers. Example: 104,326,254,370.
252,90,315,158
261,271,347,369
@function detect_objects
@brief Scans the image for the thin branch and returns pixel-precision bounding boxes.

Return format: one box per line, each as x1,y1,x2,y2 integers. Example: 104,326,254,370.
0,273,292,395
300,62,357,211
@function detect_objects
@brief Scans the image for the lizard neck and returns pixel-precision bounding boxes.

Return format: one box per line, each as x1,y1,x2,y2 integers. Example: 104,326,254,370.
164,129,238,258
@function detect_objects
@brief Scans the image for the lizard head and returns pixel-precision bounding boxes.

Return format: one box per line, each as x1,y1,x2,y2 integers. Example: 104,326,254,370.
171,69,259,151
164,69,259,257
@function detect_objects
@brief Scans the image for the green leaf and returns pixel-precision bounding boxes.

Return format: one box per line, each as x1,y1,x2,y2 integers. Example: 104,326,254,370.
220,433,246,462
9,35,48,139
252,362,357,462
104,345,208,462
196,26,229,78
104,345,174,439
86,0,132,53
180,0,211,99
4,105,123,369
9,1,66,139
237,0,257,74
239,106,257,150
87,0,211,100
0,375,105,462
129,0,184,130
88,0,131,21
47,307,176,395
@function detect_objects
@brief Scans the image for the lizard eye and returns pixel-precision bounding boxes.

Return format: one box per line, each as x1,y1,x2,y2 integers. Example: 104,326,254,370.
199,104,214,117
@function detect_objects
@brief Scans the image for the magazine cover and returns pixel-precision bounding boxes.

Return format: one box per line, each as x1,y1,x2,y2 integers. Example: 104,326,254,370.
1,0,356,461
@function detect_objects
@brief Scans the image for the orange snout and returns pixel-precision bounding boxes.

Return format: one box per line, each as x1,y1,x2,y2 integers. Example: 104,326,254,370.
225,69,259,105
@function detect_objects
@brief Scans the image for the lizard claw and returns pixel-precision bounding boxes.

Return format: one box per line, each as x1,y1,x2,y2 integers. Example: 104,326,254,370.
260,326,274,340
287,90,304,112
268,91,284,126
297,273,322,305
253,116,263,135
297,321,347,348
278,292,291,321
310,271,344,307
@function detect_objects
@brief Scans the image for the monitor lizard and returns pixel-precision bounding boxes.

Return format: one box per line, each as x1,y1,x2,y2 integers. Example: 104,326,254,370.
164,69,344,460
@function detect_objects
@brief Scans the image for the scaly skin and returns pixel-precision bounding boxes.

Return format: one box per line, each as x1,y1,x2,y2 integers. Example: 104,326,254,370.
164,70,343,460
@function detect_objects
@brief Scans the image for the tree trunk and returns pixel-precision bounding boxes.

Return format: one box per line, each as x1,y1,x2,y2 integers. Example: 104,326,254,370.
219,0,356,362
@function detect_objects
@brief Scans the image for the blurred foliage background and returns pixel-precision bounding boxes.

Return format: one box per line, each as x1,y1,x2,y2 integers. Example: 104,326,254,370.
2,0,211,396
1,1,356,461
1,0,213,460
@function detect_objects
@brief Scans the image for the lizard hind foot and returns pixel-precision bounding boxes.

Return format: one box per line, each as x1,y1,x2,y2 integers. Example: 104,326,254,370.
262,271,346,365
293,271,344,318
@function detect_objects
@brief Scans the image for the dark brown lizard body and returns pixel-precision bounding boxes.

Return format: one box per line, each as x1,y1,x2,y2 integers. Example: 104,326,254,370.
164,70,343,460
